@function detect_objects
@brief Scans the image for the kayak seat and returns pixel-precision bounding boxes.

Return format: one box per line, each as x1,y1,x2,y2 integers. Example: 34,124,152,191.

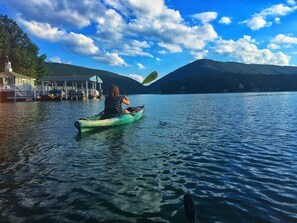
127,107,140,112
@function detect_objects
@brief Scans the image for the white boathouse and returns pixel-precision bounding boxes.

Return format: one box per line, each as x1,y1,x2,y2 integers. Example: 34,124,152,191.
40,74,103,100
0,56,36,102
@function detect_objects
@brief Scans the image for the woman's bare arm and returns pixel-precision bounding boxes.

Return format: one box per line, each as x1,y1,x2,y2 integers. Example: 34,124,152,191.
122,95,130,105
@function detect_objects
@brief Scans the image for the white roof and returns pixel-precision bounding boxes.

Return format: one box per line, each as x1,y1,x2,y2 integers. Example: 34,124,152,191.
40,75,103,83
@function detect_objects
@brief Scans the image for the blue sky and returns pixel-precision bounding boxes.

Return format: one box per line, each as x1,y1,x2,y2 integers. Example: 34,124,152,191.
1,0,297,82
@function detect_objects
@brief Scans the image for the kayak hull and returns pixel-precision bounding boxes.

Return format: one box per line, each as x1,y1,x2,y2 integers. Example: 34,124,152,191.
74,105,144,133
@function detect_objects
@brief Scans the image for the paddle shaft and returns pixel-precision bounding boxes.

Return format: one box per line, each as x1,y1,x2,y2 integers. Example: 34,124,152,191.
184,193,199,223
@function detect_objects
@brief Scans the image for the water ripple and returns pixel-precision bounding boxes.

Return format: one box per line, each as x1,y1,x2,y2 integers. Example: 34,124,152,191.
1,94,297,222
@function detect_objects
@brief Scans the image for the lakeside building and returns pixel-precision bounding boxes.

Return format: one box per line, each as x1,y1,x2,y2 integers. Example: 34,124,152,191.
0,56,36,102
39,75,103,101
0,56,104,102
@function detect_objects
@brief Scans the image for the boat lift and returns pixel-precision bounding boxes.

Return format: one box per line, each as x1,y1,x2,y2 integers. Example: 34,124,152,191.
40,75,103,100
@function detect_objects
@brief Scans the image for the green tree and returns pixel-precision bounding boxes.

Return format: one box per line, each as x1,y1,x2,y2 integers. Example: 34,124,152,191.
0,14,47,78
36,54,49,81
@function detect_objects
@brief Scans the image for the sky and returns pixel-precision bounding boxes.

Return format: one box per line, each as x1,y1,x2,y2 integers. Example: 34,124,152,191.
1,0,297,82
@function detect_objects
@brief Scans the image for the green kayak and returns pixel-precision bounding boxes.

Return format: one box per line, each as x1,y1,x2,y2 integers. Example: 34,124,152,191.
74,105,145,133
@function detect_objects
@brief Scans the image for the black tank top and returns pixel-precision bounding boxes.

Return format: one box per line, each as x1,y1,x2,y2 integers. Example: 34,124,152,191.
104,95,123,114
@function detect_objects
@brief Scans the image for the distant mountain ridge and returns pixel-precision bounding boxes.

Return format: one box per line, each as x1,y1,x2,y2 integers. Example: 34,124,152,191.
189,59,297,75
157,59,297,82
46,59,297,95
147,59,297,94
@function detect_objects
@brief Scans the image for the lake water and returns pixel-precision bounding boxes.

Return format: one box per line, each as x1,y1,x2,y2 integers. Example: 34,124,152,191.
1,93,297,223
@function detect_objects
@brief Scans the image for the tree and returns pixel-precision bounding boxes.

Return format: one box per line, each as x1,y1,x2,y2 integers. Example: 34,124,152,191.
36,54,49,80
0,14,47,78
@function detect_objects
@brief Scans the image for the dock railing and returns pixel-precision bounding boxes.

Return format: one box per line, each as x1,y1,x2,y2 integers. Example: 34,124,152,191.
0,84,36,101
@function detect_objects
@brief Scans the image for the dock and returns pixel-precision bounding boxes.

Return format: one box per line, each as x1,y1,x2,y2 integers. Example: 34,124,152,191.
39,74,103,101
0,56,104,102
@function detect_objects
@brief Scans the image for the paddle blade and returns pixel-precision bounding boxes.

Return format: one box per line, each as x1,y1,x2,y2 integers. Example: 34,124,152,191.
184,193,198,223
142,71,158,85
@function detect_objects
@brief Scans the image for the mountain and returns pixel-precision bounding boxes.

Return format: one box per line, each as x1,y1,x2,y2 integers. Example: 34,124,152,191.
46,60,297,95
46,62,142,94
146,59,297,94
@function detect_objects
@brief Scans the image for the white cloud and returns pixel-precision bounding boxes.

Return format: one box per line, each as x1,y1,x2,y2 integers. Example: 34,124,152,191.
219,16,231,25
65,32,99,55
214,36,290,65
103,0,130,15
269,34,297,50
50,57,62,63
8,0,103,28
174,24,218,51
18,18,99,55
127,0,165,18
243,3,297,30
126,8,211,50
275,17,281,23
260,4,294,17
190,50,209,60
287,0,296,5
18,19,64,41
121,40,153,57
105,52,128,66
94,52,128,66
157,42,182,53
191,12,218,24
271,34,297,45
127,74,144,83
158,50,167,55
99,1,218,54
49,57,72,64
9,0,221,65
95,8,126,43
267,43,281,50
198,24,219,41
137,63,145,70
12,0,296,69
14,0,296,68
244,15,270,30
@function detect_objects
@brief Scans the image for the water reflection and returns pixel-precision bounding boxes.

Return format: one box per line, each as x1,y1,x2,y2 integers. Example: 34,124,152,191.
102,125,164,217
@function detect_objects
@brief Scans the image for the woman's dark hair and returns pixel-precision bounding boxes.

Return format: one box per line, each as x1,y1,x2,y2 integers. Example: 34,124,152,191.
108,84,120,98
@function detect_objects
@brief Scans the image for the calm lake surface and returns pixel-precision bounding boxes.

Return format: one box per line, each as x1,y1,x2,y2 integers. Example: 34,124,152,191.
1,93,297,223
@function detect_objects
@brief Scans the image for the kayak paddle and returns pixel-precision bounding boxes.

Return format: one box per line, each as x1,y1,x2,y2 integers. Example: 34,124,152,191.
126,71,158,95
142,71,158,85
184,193,199,223
97,71,158,115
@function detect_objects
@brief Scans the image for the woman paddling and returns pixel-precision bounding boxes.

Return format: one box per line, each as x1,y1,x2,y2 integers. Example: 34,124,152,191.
104,84,130,114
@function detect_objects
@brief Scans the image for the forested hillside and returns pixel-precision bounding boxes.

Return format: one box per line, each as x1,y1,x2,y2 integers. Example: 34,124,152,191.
46,62,141,94
147,59,297,94
47,59,297,95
